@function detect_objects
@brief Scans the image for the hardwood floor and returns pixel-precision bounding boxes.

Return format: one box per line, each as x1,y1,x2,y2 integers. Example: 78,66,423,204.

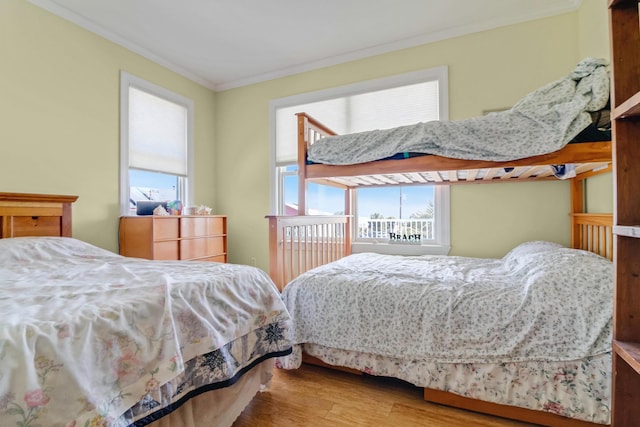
233,364,536,427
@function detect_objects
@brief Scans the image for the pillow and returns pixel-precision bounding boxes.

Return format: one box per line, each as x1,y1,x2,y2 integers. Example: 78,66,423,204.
502,241,563,270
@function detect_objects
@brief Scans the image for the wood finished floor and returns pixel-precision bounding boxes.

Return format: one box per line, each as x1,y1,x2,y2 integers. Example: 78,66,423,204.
233,364,536,427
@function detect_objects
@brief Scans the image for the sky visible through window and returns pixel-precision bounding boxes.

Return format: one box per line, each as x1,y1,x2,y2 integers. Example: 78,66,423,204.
129,169,177,202
286,178,434,218
131,168,434,219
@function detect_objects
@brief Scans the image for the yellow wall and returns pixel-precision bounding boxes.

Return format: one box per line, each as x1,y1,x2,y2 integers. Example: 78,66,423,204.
215,0,612,265
577,0,613,218
578,0,611,60
1,0,611,264
0,0,216,252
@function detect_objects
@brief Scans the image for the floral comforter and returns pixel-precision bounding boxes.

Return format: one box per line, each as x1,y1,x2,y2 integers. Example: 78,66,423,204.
307,58,610,165
281,241,613,364
279,241,613,424
0,237,292,427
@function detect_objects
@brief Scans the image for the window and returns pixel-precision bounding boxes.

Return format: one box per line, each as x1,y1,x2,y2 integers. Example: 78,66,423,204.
270,67,450,255
119,72,194,216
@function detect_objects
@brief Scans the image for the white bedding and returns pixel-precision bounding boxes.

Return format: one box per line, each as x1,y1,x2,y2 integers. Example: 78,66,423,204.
0,237,293,427
280,242,612,364
307,58,610,165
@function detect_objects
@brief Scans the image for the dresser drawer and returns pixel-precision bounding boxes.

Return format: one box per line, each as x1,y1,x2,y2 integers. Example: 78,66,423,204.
180,236,225,260
180,216,225,238
153,241,179,260
153,218,180,240
198,255,227,263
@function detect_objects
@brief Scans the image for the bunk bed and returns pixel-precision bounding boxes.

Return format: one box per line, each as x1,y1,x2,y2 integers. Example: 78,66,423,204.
295,57,611,215
267,59,614,427
0,192,293,427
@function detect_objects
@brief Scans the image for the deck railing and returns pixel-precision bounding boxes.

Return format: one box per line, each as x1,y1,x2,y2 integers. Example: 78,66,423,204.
357,218,434,241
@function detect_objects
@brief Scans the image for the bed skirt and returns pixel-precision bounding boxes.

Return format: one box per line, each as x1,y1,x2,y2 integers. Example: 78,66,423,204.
279,344,611,425
147,359,273,427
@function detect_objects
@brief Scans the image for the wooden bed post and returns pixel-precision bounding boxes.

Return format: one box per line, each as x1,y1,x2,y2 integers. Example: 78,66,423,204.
266,215,286,290
345,187,353,250
570,176,584,250
61,201,74,237
295,112,339,216
297,114,309,215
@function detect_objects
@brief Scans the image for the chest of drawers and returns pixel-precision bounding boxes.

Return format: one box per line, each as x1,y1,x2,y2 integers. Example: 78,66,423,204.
119,215,227,262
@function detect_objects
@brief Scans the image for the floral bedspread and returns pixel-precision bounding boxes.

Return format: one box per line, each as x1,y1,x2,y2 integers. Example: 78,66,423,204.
0,237,292,427
307,58,610,165
279,343,611,424
281,241,613,364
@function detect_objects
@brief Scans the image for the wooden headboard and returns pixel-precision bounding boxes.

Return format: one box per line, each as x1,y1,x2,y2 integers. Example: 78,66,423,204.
0,192,78,238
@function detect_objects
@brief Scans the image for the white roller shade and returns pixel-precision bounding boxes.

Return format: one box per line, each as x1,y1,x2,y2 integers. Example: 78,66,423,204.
275,80,439,166
275,98,347,166
129,87,188,176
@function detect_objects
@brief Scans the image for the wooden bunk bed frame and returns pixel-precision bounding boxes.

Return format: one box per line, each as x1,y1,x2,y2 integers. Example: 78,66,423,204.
296,112,612,216
268,113,614,427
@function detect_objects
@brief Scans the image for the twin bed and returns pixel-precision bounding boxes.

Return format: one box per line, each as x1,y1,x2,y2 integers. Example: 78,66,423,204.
0,192,292,427
274,241,613,426
268,59,614,426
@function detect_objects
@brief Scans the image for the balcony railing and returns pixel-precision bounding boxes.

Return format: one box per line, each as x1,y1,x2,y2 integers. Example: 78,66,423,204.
358,218,434,242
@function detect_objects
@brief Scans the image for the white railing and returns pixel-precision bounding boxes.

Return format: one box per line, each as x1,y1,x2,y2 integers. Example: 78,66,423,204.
357,218,434,241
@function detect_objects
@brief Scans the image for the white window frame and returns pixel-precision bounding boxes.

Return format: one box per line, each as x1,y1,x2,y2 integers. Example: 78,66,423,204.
119,71,194,216
269,67,451,255
351,187,450,256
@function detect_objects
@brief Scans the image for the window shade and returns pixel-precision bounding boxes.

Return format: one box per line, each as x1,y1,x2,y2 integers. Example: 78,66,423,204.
275,80,439,166
129,87,188,176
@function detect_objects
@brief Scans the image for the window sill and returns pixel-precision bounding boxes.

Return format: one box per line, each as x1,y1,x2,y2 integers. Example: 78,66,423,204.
351,242,451,256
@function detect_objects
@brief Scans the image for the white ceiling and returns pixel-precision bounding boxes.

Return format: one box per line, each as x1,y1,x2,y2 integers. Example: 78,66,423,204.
29,0,581,91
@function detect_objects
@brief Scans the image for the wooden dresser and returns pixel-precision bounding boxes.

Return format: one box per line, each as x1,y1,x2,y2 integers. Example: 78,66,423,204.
119,215,227,262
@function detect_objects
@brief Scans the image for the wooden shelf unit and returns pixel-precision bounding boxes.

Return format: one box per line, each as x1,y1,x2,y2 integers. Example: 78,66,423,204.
609,1,640,425
119,215,227,262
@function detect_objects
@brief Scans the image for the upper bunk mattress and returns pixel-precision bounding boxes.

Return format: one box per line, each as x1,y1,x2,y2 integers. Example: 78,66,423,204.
307,58,610,165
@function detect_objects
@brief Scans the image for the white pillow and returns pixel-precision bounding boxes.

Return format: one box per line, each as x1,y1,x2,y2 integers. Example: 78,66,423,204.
503,241,563,270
